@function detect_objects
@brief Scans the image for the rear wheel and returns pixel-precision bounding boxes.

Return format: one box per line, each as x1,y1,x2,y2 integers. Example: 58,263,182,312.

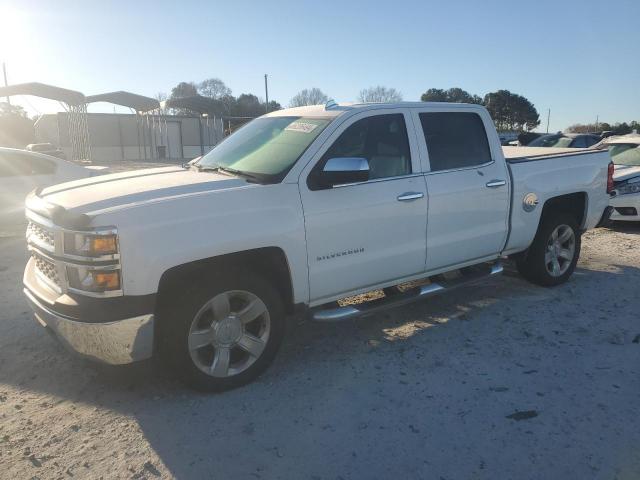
158,271,285,391
516,212,581,287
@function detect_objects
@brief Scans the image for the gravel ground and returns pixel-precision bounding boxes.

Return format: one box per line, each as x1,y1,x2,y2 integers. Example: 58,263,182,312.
0,225,639,479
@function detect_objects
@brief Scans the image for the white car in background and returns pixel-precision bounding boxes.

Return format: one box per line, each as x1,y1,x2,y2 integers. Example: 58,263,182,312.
0,147,103,227
595,134,640,222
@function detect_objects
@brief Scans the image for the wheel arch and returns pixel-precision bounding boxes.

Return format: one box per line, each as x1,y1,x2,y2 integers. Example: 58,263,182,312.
540,191,588,229
156,247,295,314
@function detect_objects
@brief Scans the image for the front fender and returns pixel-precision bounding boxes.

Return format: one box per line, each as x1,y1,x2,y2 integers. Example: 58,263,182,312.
98,183,308,303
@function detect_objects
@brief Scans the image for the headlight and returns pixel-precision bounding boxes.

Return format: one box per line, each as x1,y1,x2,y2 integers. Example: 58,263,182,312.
615,180,640,196
64,231,118,257
66,266,121,293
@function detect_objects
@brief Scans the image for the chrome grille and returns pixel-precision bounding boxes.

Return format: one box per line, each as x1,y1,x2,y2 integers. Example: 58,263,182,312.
27,221,55,251
32,252,61,288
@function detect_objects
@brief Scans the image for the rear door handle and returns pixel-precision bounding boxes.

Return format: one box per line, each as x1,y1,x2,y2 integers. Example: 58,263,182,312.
486,180,506,188
397,192,424,202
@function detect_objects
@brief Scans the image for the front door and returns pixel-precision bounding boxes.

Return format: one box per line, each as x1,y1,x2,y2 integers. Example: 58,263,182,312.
412,109,510,271
299,110,428,304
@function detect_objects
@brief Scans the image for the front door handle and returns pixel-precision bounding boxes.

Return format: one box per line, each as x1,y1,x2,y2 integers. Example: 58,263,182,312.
486,180,506,188
397,192,424,202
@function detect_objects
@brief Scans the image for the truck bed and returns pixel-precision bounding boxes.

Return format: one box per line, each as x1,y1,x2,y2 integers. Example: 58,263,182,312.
502,147,611,256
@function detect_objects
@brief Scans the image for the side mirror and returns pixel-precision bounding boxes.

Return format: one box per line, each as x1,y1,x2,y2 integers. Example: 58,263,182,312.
319,157,369,187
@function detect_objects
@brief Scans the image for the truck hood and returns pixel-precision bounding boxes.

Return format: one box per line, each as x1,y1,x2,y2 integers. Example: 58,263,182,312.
39,166,250,215
613,164,640,183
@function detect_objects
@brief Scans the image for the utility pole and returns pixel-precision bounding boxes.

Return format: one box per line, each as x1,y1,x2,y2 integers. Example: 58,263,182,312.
264,74,269,113
595,115,599,132
546,108,551,134
2,62,10,105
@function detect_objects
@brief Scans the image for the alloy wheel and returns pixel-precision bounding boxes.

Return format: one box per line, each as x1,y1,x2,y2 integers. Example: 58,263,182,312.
544,224,576,277
188,290,270,377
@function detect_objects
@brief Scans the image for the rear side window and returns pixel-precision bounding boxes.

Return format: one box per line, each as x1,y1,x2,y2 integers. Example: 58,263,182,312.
584,136,599,148
419,112,492,172
571,136,587,148
321,113,412,180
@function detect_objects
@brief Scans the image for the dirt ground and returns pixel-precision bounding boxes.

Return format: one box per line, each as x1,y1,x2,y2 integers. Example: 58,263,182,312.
0,224,639,480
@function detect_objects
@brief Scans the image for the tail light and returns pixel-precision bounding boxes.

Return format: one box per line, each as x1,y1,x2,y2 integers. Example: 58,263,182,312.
607,161,614,194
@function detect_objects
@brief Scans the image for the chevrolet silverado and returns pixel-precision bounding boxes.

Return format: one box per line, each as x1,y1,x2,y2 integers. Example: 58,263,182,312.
23,102,613,391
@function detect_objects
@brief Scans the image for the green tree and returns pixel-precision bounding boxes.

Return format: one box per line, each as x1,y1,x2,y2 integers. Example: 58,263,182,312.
615,122,632,135
229,94,281,118
167,82,199,115
170,81,198,99
266,100,282,112
483,90,540,131
421,87,482,104
232,93,263,117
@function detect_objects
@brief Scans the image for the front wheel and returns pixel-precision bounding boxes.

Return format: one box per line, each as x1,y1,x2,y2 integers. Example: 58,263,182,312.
516,212,581,287
158,271,285,392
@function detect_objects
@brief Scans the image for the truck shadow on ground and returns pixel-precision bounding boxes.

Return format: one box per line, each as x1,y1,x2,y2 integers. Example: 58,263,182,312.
1,254,639,479
608,221,640,234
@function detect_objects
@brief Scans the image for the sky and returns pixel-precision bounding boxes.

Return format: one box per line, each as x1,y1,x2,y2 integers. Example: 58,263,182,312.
0,0,638,132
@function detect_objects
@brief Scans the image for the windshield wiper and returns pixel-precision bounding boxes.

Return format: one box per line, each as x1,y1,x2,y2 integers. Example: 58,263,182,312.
216,166,266,183
194,164,265,183
194,164,219,173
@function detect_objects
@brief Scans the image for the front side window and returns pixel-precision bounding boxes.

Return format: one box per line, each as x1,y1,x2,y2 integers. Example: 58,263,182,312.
320,114,412,180
419,112,492,171
198,116,331,181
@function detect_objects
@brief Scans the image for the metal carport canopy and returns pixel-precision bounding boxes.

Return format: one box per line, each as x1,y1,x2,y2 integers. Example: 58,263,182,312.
85,91,160,112
0,82,85,106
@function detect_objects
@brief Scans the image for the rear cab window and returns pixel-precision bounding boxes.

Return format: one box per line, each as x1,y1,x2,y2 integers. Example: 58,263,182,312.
417,112,492,172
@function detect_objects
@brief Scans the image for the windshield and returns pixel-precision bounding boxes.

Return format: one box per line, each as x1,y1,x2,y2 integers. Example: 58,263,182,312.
527,134,573,148
609,144,640,166
197,116,331,181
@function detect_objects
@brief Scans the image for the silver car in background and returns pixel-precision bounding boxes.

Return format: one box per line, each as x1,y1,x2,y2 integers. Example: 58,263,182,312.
594,134,640,222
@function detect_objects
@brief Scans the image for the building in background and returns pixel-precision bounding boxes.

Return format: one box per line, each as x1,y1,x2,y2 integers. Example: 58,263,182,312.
34,112,224,163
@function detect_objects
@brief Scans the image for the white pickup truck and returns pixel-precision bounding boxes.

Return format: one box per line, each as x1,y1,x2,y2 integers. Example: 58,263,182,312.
23,102,613,391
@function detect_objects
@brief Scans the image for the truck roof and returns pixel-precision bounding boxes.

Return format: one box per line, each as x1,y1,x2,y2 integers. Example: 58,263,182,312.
264,101,486,119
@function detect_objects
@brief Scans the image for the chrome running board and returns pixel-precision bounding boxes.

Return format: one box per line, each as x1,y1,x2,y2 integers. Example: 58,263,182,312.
311,262,503,322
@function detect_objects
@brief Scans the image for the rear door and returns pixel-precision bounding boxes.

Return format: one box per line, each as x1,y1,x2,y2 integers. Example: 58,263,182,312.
411,108,510,271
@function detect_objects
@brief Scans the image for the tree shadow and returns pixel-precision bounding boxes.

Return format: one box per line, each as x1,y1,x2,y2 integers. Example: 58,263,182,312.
1,251,640,478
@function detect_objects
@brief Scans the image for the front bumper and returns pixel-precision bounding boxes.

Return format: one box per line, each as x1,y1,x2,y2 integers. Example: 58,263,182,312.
610,193,640,222
24,288,154,365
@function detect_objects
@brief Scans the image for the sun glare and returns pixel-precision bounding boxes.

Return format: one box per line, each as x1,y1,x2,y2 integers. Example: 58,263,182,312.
0,5,31,61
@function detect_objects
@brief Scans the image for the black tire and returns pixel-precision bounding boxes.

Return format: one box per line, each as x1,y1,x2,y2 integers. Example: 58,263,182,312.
516,212,581,287
157,270,285,392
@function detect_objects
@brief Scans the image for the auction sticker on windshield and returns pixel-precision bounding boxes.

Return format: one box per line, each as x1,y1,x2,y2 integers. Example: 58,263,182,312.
285,121,319,133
